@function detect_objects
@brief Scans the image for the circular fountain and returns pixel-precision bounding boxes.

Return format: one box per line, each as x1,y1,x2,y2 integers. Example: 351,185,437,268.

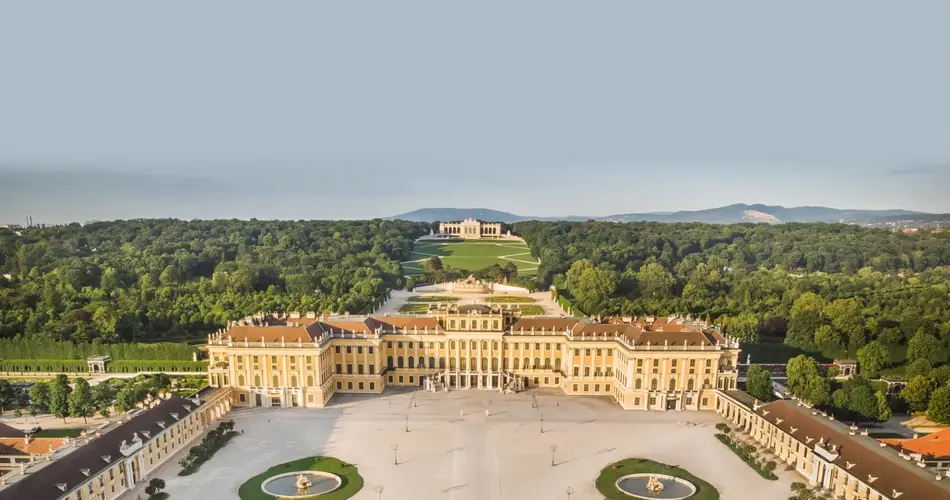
614,473,697,499
260,471,342,498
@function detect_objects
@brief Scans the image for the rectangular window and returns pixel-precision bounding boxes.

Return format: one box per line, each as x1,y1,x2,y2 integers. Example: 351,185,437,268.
369,346,375,354
336,381,342,389
370,382,376,390
606,349,612,355
387,341,392,348
347,364,353,374
573,384,578,391
573,367,579,376
594,384,600,391
634,397,640,405
347,382,353,389
398,341,403,348
585,349,591,356
544,377,549,384
574,348,579,356
483,320,488,329
555,377,559,384
583,384,589,392
584,367,590,376
408,342,413,348
535,343,541,350
388,376,393,383
409,376,414,383
346,346,352,354
358,346,363,354
358,364,364,374
308,395,314,403
359,382,364,390
239,393,247,402
335,346,341,354
450,320,456,329
460,320,466,329
398,376,404,383
556,343,561,349
596,349,602,356
369,364,375,375
605,384,611,391
702,397,708,406
335,364,342,374
545,343,551,350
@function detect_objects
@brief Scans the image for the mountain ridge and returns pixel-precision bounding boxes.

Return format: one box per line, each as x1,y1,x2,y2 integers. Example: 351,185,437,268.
389,204,926,224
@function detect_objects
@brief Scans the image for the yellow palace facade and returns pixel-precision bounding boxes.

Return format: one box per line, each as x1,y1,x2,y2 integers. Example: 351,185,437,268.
205,305,740,411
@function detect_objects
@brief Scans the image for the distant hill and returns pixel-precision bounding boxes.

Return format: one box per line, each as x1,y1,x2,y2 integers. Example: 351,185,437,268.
389,204,924,224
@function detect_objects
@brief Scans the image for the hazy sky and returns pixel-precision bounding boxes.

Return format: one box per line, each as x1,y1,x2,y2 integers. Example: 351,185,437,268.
2,2,949,223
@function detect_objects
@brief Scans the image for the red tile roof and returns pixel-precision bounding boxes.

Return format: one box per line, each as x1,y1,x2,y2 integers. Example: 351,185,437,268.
880,428,950,460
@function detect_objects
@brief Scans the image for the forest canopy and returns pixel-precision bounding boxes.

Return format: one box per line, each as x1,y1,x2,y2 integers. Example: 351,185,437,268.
0,219,427,342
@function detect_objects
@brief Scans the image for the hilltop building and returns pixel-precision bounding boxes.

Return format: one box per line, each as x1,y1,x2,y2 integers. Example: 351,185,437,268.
438,219,503,239
205,308,740,411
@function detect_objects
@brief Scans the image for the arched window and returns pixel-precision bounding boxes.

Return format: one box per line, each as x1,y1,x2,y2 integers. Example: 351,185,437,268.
459,358,466,370
669,378,676,391
651,379,658,391
307,376,314,387
544,357,551,369
408,357,415,368
554,358,561,371
418,356,424,368
635,378,642,389
703,378,711,389
254,374,261,387
523,358,529,370
238,375,245,386
687,379,695,391
387,356,394,369
492,358,499,370
429,356,435,369
272,375,279,387
450,358,457,370
534,357,540,369
481,357,488,371
291,375,298,387
492,341,498,349
398,356,404,368
482,341,488,350
503,358,509,369
450,340,456,349
514,358,520,370
439,357,446,368
471,357,477,371
471,341,477,350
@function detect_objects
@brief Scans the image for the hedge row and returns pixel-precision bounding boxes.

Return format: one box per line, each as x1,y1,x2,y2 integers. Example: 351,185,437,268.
551,289,586,316
0,337,198,361
0,359,208,373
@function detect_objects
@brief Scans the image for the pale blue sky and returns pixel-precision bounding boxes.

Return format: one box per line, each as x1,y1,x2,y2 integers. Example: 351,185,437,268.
1,2,949,223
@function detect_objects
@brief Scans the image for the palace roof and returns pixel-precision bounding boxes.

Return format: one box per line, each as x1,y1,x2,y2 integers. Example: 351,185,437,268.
752,399,948,500
879,428,950,460
0,396,200,500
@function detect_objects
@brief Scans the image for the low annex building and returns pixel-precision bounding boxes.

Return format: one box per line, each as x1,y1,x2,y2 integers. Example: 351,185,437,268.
0,388,231,500
716,391,950,500
205,308,740,411
0,423,68,471
878,428,950,471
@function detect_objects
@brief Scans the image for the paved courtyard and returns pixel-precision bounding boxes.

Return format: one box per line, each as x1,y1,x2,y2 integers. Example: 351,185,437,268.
149,390,796,500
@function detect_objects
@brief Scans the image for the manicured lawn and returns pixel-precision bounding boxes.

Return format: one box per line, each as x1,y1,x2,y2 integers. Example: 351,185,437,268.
238,456,362,500
407,295,459,302
514,304,545,315
405,241,537,276
33,428,84,438
399,303,430,314
595,458,719,500
484,296,536,303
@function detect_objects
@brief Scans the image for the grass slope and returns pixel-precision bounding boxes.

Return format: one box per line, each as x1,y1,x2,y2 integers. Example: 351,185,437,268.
403,240,537,277
239,456,362,500
595,458,719,500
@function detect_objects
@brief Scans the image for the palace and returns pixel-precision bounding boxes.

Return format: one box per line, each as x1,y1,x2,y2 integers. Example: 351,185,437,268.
438,218,503,239
205,306,740,411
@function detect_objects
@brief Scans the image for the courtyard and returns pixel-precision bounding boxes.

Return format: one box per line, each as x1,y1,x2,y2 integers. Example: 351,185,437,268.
145,390,796,500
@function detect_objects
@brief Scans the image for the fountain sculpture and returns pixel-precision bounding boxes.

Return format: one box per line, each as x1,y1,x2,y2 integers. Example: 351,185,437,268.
295,474,313,494
646,476,665,494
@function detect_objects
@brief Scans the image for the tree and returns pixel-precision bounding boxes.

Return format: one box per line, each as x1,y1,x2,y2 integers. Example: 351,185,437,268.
907,332,941,365
875,390,892,422
422,256,443,274
28,381,50,413
856,341,888,377
721,313,760,344
0,379,14,415
848,385,879,422
565,259,618,314
901,376,937,413
635,261,675,300
927,385,950,424
905,358,933,380
786,293,826,348
745,365,773,402
115,383,139,412
68,378,94,424
786,355,821,399
832,388,850,409
91,383,116,416
145,477,166,498
805,375,831,406
48,375,72,423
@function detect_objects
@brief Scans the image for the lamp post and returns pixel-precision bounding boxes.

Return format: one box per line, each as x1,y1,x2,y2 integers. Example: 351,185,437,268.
566,486,575,499
549,444,558,466
540,414,545,434
391,444,398,465
374,485,384,500
405,414,409,433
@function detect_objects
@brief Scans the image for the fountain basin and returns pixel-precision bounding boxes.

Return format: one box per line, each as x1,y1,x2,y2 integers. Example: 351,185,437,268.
261,471,342,498
615,473,697,499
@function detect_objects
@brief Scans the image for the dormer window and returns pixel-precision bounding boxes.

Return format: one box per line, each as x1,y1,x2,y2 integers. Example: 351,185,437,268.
183,405,192,412
157,421,166,429
101,455,112,463
141,430,151,439
170,412,180,420
80,468,90,476
56,483,68,492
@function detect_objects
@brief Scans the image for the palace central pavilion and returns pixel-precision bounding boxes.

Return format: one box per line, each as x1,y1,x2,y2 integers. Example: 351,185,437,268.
206,305,740,411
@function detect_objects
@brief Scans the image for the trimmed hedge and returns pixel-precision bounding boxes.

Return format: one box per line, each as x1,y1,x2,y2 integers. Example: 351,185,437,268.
715,433,778,480
0,338,198,361
0,359,208,373
551,289,585,316
239,456,362,500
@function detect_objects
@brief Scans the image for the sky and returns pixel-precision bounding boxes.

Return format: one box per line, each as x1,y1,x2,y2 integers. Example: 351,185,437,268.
1,2,949,223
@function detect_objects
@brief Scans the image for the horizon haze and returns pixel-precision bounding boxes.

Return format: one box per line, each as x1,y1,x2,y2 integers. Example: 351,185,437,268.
2,2,950,224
